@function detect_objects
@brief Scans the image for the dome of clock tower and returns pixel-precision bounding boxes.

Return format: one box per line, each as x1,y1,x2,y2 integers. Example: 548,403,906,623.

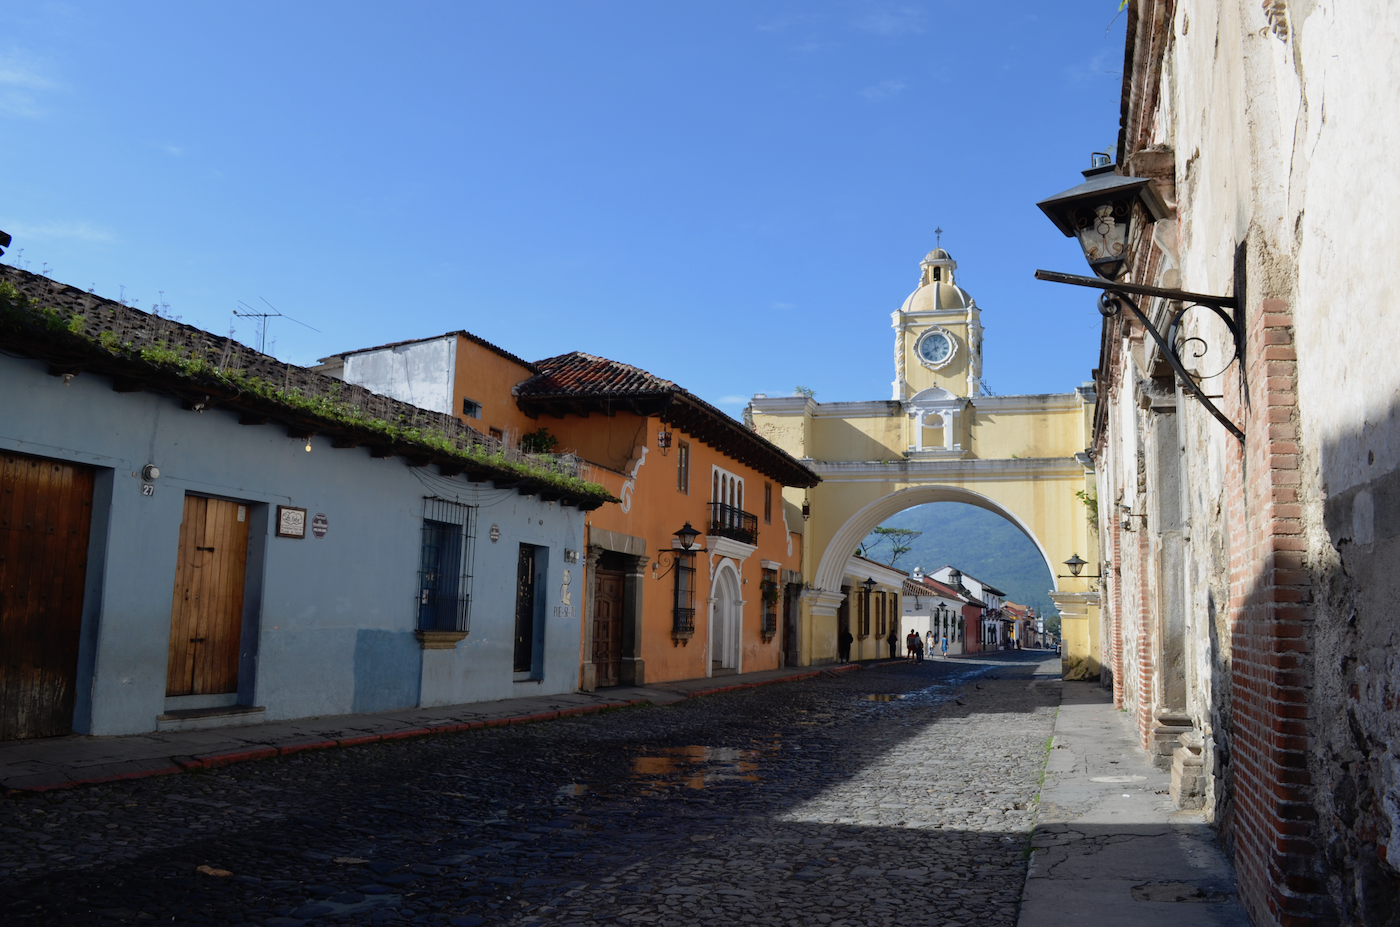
899,248,974,314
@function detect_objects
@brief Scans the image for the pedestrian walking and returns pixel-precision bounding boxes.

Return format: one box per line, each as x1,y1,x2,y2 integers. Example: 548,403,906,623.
905,629,919,663
838,627,853,663
941,636,949,659
887,626,898,659
915,635,925,663
925,630,935,659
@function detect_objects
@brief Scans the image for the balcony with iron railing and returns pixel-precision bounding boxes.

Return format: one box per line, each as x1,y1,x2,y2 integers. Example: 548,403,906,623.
707,502,758,545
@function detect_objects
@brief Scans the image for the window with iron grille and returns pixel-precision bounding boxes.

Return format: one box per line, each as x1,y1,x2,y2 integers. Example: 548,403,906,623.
761,568,778,639
673,551,696,636
677,440,690,494
857,589,871,639
763,482,772,524
417,497,475,633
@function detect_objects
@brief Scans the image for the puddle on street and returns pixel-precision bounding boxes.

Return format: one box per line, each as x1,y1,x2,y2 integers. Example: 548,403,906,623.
556,783,591,797
628,745,761,790
860,693,907,702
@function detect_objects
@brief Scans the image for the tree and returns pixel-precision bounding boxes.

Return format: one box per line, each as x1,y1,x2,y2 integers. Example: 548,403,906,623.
862,526,922,567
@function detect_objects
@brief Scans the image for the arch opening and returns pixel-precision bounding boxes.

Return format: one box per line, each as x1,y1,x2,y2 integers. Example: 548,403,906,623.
815,485,1060,595
709,561,743,674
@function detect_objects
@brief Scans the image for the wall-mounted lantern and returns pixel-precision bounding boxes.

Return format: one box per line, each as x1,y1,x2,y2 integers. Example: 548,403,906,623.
653,522,701,580
1035,156,1245,443
657,427,672,456
802,495,811,520
1057,553,1102,581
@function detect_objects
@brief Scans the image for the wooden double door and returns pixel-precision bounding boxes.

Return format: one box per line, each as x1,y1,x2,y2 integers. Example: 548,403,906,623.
0,452,95,740
592,567,624,687
166,495,250,697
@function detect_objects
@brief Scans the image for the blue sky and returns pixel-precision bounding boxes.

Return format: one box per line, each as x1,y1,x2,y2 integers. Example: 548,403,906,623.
2,2,1126,412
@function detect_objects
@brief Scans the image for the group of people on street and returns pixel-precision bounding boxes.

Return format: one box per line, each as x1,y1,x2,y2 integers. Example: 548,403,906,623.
837,625,949,664
904,628,948,663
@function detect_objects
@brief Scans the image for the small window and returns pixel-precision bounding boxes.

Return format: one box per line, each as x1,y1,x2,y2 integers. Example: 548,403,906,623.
677,440,690,494
763,482,772,524
858,590,871,639
489,427,504,441
462,397,482,419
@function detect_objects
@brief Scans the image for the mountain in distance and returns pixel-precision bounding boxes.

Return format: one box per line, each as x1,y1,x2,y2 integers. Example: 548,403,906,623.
860,502,1058,622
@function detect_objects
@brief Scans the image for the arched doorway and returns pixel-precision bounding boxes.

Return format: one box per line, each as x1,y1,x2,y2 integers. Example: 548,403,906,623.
709,562,742,676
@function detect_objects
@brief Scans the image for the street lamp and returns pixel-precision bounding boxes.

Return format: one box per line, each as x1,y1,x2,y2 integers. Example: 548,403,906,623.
1057,553,1102,581
1035,156,1246,443
653,522,702,579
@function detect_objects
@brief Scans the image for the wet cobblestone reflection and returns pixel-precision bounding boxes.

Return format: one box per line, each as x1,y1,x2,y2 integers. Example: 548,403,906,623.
0,652,1060,926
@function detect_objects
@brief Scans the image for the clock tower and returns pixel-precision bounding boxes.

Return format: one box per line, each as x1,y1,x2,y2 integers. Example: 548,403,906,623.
891,248,983,403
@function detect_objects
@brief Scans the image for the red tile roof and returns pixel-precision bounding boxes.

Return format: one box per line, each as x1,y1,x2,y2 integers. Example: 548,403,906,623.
516,351,819,489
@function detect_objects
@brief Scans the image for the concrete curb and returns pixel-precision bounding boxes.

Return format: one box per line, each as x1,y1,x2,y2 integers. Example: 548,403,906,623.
2,673,845,795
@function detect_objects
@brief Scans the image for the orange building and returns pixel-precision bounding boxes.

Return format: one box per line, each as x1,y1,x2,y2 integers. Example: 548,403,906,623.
318,337,819,689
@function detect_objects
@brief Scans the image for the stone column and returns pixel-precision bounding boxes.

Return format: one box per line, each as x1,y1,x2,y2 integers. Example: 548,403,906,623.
620,553,647,686
578,545,603,692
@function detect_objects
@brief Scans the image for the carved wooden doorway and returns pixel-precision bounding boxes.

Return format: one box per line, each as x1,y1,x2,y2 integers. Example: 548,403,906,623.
592,565,624,687
166,495,251,697
0,451,95,740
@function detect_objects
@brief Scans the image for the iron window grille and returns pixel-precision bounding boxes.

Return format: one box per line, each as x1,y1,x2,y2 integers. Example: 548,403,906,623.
417,497,476,633
677,440,691,494
763,482,772,524
707,502,758,545
673,550,696,638
761,569,778,641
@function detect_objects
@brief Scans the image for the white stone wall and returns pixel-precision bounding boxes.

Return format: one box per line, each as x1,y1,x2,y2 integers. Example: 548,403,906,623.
342,335,457,415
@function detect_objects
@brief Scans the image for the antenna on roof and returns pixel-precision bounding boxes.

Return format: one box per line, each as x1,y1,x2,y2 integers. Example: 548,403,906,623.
232,297,320,355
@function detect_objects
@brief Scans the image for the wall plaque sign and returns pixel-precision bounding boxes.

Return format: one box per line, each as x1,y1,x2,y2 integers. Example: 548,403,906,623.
276,506,307,539
311,513,328,539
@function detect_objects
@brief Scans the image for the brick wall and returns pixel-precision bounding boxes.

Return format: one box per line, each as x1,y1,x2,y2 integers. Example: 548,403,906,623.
1225,298,1328,925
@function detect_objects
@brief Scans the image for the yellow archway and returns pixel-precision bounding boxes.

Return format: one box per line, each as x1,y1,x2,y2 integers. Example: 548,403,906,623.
748,246,1102,675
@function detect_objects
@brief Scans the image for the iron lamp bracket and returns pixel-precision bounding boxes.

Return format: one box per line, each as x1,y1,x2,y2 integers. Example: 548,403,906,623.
1035,270,1245,443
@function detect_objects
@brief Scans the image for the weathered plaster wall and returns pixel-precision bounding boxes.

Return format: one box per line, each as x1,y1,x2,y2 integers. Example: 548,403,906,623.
0,353,584,736
343,335,456,415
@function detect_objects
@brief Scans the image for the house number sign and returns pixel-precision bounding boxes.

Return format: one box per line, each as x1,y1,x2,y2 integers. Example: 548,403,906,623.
276,505,308,539
311,513,328,539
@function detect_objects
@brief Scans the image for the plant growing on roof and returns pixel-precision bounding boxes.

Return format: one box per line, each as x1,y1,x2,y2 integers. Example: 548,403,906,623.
519,427,559,454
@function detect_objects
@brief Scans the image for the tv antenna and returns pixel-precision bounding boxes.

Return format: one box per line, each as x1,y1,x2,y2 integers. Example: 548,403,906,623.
233,297,320,355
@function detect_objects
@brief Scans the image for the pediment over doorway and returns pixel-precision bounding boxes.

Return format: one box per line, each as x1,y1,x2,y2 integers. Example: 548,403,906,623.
903,386,964,414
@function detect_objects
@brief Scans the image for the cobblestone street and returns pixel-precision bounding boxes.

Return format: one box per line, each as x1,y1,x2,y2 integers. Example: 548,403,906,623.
0,652,1061,927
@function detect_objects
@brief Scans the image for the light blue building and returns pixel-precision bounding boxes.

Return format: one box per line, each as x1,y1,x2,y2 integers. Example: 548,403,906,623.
0,266,611,740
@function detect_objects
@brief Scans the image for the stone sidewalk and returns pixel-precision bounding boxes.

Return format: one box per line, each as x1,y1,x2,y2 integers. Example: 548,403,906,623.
0,662,865,793
1018,682,1249,927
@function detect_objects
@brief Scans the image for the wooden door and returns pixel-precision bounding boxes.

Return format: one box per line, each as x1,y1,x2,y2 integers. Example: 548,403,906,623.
592,568,623,687
513,544,537,673
166,496,250,696
0,452,95,740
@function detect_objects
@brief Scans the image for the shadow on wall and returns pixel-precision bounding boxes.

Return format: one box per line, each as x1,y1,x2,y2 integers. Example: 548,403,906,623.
352,629,423,714
1286,395,1400,925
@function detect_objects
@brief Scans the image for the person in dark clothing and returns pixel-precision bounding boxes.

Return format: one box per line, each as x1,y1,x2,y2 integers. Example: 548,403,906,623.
887,627,899,659
915,635,925,663
838,627,853,663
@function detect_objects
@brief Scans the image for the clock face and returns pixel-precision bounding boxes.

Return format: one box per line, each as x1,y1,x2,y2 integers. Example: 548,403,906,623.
918,331,954,366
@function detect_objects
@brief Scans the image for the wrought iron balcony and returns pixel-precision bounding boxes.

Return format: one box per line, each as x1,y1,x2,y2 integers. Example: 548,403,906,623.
707,502,758,545
673,607,696,636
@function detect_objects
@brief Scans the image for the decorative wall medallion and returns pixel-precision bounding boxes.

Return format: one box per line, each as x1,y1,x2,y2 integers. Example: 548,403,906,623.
914,326,959,370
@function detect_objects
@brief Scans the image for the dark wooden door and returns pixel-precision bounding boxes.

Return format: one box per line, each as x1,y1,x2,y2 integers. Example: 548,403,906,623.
592,568,624,687
513,545,537,673
166,496,250,696
0,452,95,740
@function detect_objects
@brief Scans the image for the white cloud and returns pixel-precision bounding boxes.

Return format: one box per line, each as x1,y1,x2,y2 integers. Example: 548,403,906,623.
857,7,925,37
860,79,907,102
0,50,62,118
5,220,114,244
